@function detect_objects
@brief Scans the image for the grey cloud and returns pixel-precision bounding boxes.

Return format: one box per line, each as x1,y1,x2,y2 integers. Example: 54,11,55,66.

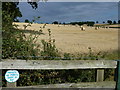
18,2,118,23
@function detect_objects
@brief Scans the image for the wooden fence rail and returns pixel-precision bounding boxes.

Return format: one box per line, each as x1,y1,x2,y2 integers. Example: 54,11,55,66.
0,59,119,89
0,60,117,69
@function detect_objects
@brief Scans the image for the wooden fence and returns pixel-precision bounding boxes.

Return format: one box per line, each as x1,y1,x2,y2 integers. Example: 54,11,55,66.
1,59,120,90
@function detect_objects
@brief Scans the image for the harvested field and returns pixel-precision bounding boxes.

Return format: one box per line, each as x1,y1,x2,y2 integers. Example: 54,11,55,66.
14,22,118,54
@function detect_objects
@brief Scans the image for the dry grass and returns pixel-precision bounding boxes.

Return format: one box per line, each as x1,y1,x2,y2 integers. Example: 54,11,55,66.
13,22,118,54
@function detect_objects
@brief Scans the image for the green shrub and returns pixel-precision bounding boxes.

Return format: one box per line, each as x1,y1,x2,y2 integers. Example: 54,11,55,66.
2,23,41,60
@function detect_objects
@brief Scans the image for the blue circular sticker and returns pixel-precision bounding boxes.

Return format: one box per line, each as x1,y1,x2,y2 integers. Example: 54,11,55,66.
5,70,19,83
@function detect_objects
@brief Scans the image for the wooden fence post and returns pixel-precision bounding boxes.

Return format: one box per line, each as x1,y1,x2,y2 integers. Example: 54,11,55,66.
96,69,104,82
7,82,17,87
116,61,120,90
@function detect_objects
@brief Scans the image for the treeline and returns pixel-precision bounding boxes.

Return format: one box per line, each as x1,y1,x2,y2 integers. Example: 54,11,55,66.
52,21,95,26
69,21,95,26
16,19,120,26
51,20,120,26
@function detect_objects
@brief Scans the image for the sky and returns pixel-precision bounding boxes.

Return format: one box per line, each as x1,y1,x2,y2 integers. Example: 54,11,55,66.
18,2,118,24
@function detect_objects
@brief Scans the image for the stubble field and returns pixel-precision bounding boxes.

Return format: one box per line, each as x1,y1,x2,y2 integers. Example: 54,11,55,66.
14,22,118,54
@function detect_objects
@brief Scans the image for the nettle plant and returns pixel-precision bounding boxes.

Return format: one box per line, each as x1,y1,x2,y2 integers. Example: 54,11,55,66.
41,29,60,60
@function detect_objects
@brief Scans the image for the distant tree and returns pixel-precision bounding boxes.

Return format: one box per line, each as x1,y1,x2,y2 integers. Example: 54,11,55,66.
118,20,120,24
96,21,99,23
59,22,61,24
25,19,30,23
103,21,105,23
113,21,117,24
70,22,76,25
107,20,112,24
63,22,65,25
69,21,95,26
87,21,95,26
52,21,59,24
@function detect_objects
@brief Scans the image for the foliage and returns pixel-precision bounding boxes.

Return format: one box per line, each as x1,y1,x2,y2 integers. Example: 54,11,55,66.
96,21,98,23
2,2,22,26
69,21,95,26
61,47,116,60
2,2,37,27
40,29,60,60
103,21,105,23
118,20,120,24
87,21,95,26
113,21,117,24
25,19,30,23
2,2,39,59
107,20,112,25
104,69,115,81
14,69,95,86
2,23,41,60
63,22,66,25
103,50,118,60
2,2,41,59
52,21,59,24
